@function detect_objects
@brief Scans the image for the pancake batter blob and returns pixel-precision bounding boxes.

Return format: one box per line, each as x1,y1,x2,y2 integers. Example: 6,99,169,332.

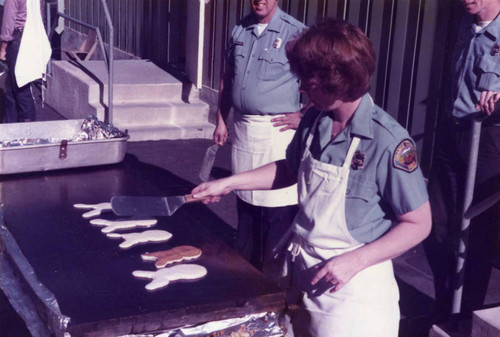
90,218,158,233
107,230,172,248
141,245,202,268
74,202,112,218
133,264,207,290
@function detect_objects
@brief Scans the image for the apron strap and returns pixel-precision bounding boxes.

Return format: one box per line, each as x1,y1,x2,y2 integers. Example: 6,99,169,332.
304,112,361,168
305,111,327,149
339,94,372,169
342,137,361,169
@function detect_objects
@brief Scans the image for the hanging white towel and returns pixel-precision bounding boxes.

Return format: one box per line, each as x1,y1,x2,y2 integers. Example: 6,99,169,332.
15,0,52,87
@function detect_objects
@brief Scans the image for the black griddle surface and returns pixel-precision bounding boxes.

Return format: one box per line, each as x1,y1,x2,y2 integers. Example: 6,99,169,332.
0,155,284,335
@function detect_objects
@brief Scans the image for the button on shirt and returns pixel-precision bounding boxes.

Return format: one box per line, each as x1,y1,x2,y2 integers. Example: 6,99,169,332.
227,7,306,115
451,13,500,118
0,0,27,42
286,94,429,243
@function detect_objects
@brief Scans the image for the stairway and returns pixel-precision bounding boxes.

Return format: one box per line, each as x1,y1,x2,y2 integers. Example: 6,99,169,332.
44,59,214,141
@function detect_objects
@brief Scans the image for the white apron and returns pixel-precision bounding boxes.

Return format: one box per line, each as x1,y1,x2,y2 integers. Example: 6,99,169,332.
16,0,52,87
290,114,400,337
231,112,298,207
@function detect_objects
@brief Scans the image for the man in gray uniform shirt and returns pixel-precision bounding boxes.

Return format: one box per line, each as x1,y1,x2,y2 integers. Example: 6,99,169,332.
0,0,37,123
213,0,305,283
424,0,500,321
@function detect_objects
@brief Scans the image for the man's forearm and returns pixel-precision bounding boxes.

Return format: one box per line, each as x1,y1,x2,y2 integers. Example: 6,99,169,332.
217,70,233,124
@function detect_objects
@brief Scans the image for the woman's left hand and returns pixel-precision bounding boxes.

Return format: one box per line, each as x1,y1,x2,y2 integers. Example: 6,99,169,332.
311,251,363,293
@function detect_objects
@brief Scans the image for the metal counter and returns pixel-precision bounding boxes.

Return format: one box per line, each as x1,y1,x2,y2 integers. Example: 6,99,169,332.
0,155,285,336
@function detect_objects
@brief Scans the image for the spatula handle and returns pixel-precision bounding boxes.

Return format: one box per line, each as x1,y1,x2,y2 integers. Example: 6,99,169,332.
184,194,210,203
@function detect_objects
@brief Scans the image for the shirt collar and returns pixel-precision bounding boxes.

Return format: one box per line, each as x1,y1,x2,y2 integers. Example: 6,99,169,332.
484,13,500,40
318,94,374,146
349,94,374,140
471,12,500,41
266,7,283,33
248,7,283,35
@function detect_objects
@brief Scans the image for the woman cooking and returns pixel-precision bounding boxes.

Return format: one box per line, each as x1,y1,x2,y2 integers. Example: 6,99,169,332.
192,19,431,337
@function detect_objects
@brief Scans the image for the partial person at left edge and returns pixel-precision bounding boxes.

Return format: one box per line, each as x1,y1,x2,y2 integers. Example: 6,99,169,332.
0,0,51,123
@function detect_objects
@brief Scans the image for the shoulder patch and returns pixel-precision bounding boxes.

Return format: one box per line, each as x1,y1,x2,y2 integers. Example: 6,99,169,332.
393,139,418,173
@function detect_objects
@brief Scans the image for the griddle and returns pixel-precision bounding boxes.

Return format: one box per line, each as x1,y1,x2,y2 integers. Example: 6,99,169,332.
0,155,284,336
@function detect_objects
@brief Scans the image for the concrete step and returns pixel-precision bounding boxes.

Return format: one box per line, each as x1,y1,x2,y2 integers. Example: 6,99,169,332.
122,123,215,142
472,307,500,337
428,307,500,337
77,59,184,103
429,323,471,337
46,60,184,107
111,101,210,126
44,59,214,141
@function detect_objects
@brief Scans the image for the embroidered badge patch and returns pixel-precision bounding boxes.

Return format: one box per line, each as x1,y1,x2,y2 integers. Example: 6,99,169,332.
273,38,282,49
393,139,418,173
351,150,366,170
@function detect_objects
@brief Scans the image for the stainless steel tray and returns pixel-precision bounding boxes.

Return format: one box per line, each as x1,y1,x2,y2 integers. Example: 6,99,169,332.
0,119,129,174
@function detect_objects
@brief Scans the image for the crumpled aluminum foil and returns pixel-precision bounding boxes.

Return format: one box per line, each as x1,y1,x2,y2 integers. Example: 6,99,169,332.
72,115,127,141
0,116,127,148
119,312,285,337
0,138,57,147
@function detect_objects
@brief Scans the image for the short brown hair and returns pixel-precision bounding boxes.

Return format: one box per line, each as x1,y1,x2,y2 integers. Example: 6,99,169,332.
286,18,376,102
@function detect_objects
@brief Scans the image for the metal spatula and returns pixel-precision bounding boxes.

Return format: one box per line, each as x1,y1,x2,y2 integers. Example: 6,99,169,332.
111,194,208,217
198,144,219,182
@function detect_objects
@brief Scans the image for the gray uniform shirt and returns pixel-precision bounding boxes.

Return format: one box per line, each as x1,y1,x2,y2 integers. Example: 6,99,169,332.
286,95,429,243
227,7,306,115
451,13,500,118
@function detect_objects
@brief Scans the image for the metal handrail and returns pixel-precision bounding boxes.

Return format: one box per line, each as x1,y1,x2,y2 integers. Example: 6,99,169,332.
46,0,115,125
451,118,481,323
49,13,108,70
451,110,500,325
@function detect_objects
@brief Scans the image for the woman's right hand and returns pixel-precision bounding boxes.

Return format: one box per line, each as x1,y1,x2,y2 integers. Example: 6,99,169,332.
192,178,233,204
213,121,228,146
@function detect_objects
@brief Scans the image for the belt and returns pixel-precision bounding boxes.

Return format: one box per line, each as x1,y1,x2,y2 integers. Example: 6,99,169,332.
240,112,294,116
452,114,500,129
235,109,298,116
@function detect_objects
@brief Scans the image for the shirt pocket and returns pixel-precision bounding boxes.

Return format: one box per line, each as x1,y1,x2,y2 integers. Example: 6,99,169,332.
477,54,500,92
232,43,249,75
257,49,289,81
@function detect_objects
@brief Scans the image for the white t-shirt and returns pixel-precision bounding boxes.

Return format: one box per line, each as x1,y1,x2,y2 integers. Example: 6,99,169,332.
475,20,492,32
256,23,268,35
